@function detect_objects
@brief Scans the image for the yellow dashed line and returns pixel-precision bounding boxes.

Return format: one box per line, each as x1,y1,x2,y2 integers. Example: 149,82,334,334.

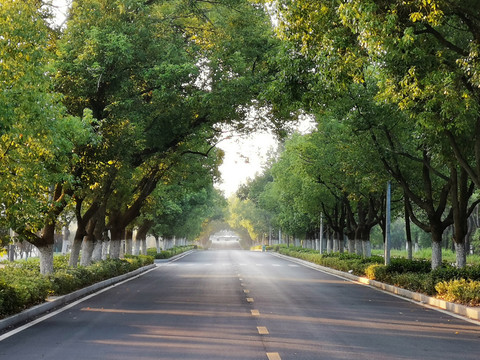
246,297,254,303
257,326,269,335
243,289,250,294
251,309,260,316
266,352,281,360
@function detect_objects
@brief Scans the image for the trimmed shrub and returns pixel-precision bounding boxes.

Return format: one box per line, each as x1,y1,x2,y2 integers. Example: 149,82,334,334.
386,258,432,274
436,279,480,306
365,264,385,280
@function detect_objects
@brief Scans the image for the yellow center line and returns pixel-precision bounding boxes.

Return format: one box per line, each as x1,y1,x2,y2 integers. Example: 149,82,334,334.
257,326,269,335
251,309,260,316
266,352,281,360
243,289,250,294
246,297,254,303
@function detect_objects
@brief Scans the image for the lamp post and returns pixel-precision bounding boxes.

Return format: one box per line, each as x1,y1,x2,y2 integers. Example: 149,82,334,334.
385,181,391,265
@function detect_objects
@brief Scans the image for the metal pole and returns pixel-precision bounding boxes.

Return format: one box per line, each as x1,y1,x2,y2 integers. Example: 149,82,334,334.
385,181,391,265
319,213,324,254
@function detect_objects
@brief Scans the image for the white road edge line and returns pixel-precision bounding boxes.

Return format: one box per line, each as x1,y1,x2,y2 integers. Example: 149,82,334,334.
0,266,160,341
270,252,480,326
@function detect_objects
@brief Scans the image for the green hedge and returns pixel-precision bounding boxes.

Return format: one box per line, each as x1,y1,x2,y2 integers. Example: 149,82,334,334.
277,246,383,276
276,247,480,306
147,245,195,259
0,254,154,318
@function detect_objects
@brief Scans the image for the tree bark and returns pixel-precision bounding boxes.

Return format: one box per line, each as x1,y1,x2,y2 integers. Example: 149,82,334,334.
109,225,124,259
38,243,54,275
431,240,442,269
125,229,133,255
362,240,371,258
455,242,467,268
69,228,84,267
80,235,95,267
347,238,355,253
92,240,103,261
450,165,478,268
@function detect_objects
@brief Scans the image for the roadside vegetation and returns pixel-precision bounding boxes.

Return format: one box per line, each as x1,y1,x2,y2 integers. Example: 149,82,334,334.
0,254,154,319
275,246,480,307
147,245,196,259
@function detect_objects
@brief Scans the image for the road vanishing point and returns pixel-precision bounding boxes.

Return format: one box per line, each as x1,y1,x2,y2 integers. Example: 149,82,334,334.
1,250,480,360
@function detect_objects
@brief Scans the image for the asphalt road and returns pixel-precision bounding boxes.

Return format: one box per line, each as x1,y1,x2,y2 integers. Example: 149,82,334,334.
1,250,480,360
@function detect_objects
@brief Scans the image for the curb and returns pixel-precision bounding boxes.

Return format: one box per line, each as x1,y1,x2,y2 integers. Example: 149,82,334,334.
0,249,197,333
272,252,480,323
0,263,156,333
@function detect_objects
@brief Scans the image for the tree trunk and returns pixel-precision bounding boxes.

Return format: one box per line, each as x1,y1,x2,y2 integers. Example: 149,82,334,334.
362,240,371,258
38,243,54,275
125,229,133,255
455,242,467,268
327,232,333,253
69,230,84,267
354,239,362,255
133,235,140,255
346,238,354,253
338,237,344,253
61,226,70,255
155,236,161,252
432,240,442,269
109,222,125,259
92,240,103,262
102,240,109,260
80,236,95,267
110,238,122,258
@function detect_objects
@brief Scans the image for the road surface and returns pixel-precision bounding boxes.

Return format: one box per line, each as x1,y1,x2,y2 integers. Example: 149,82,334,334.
1,250,479,359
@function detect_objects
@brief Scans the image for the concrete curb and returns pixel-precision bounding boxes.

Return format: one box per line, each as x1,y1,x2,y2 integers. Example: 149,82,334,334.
272,252,480,323
0,263,156,333
0,249,198,333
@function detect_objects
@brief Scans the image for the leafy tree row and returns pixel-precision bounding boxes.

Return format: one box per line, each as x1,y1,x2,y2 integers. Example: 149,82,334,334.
230,0,480,269
1,0,283,273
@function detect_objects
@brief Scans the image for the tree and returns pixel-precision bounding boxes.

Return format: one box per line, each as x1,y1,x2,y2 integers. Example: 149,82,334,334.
0,0,94,273
263,0,480,268
55,0,282,262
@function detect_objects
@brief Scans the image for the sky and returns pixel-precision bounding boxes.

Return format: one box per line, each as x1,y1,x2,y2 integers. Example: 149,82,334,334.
215,130,279,197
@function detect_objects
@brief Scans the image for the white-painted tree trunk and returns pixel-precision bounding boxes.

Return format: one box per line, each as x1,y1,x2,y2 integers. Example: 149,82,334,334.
133,238,140,255
406,241,413,260
141,238,147,255
102,241,109,260
124,238,132,255
355,239,363,256
110,240,121,259
431,242,442,269
155,237,161,253
347,239,355,253
80,239,94,266
362,241,371,258
61,226,70,255
455,242,467,268
326,234,333,253
92,241,103,262
38,244,54,275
